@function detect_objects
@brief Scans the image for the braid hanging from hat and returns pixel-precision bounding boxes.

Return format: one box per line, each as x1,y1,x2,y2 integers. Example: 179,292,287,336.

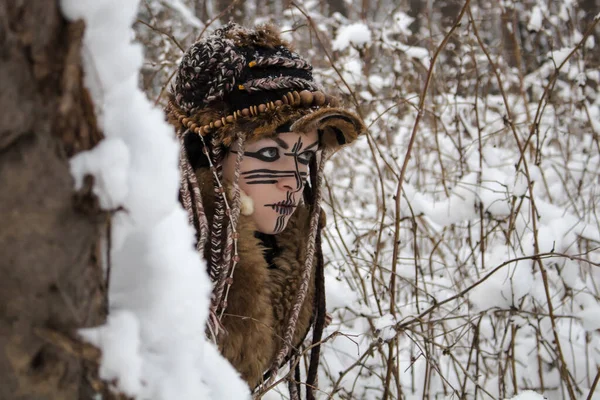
167,22,366,397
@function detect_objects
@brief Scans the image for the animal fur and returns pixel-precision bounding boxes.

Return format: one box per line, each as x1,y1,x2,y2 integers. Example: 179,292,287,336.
291,107,367,151
196,169,316,389
224,23,292,50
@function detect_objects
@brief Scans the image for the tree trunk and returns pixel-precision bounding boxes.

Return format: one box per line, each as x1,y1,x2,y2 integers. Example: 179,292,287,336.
0,1,109,399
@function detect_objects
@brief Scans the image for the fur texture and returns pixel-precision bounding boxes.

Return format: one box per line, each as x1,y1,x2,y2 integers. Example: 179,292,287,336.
224,23,291,49
291,107,367,151
196,169,316,389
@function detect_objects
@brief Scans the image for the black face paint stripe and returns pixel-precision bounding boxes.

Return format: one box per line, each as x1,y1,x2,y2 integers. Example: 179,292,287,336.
273,137,289,149
303,141,319,151
291,137,303,154
274,215,285,233
243,173,298,179
241,169,307,176
244,173,307,179
245,180,278,185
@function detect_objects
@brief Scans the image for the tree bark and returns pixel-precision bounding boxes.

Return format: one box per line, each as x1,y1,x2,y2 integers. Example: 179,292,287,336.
0,1,109,399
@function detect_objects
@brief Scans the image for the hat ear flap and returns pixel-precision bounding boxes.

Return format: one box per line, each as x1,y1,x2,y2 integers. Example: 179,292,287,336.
290,108,366,151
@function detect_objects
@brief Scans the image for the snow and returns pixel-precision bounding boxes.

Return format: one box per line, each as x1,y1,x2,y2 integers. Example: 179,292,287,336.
548,47,574,66
392,11,415,36
527,6,543,32
70,137,130,209
79,311,142,396
332,22,372,51
61,0,250,399
508,391,546,400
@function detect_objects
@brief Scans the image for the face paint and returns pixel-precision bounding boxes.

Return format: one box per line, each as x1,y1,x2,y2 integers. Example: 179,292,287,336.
223,130,319,234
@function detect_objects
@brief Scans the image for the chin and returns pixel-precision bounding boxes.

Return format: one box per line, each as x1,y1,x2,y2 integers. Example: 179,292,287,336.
256,217,289,235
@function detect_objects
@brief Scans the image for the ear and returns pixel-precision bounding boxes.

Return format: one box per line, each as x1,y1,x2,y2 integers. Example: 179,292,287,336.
290,108,366,151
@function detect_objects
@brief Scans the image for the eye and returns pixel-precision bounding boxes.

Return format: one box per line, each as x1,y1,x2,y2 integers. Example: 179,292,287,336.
254,147,280,162
297,151,315,165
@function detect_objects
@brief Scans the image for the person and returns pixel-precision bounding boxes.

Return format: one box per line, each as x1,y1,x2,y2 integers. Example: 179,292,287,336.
166,23,365,396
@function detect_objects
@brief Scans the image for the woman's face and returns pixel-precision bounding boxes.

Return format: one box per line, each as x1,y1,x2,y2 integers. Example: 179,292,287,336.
223,130,319,234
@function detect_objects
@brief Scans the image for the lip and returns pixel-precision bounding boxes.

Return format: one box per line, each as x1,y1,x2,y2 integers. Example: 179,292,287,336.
265,200,297,216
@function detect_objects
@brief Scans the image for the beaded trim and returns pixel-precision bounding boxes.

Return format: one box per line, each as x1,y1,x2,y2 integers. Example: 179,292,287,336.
167,89,339,144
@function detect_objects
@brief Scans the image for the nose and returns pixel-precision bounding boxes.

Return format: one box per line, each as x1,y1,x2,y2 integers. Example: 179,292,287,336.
276,173,303,192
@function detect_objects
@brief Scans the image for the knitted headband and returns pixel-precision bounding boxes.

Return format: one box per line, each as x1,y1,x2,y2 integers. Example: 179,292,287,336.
167,23,365,151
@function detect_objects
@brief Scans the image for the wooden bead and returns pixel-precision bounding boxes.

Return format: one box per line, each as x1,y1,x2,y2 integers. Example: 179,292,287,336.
292,91,301,105
214,120,222,128
258,104,267,113
226,115,234,123
189,123,197,131
203,125,211,132
275,100,283,107
221,117,227,125
313,91,326,106
242,108,250,117
285,92,294,105
198,126,205,135
209,122,215,128
326,95,339,106
282,95,289,105
299,90,313,106
182,118,189,126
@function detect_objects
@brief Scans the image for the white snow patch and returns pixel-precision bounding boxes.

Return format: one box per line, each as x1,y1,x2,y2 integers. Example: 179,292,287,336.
374,314,397,341
70,137,130,209
507,390,546,399
333,23,372,51
61,0,250,398
527,6,543,32
548,47,574,66
577,305,600,332
80,311,142,396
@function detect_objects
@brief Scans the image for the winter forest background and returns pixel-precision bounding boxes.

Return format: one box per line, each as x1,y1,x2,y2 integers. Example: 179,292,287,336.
1,0,599,399
134,0,600,398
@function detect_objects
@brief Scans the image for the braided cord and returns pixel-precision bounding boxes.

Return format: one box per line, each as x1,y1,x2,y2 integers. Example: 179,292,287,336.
240,76,319,93
252,56,313,71
208,140,226,286
176,128,209,251
175,128,217,340
265,149,330,387
215,135,246,319
178,137,194,227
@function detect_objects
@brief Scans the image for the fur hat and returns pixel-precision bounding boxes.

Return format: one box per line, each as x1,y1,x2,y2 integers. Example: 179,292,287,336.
167,23,365,159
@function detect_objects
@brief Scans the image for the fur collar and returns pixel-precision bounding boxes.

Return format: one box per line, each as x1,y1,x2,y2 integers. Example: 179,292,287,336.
196,168,316,388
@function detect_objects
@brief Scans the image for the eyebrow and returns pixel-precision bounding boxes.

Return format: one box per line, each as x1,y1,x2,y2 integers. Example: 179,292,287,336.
272,137,289,149
303,141,319,151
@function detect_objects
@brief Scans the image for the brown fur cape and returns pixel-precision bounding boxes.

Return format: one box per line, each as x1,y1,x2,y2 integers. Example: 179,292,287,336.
196,168,317,389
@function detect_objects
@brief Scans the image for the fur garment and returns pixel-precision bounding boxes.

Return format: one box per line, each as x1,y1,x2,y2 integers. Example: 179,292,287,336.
196,169,316,388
